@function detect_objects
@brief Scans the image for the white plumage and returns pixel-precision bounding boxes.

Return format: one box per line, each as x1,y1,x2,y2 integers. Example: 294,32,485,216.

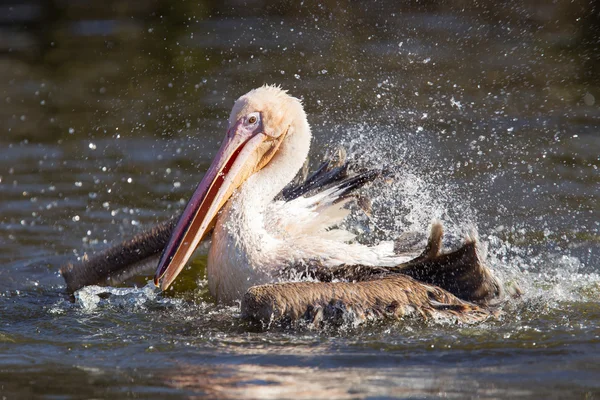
205,86,412,302
156,85,413,302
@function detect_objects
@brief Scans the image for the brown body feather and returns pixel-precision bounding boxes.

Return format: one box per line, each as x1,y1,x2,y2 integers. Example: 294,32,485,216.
242,275,493,328
242,223,504,328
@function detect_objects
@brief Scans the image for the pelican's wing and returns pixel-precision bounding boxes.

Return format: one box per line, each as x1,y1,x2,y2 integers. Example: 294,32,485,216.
267,188,354,241
278,148,385,202
267,162,384,241
61,217,178,293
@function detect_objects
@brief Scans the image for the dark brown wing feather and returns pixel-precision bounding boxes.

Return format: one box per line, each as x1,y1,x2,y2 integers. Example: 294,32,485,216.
279,159,384,203
60,217,177,293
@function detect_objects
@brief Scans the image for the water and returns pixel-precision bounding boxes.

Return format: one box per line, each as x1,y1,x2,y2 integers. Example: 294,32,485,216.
1,1,599,398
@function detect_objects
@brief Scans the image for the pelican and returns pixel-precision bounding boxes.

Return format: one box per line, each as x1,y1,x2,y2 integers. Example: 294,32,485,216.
62,85,506,327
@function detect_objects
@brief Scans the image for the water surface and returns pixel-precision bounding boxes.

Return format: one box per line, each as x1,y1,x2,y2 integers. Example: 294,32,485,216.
1,1,599,398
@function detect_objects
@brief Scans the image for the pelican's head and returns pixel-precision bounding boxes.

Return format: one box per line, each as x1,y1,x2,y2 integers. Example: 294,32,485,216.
154,85,310,291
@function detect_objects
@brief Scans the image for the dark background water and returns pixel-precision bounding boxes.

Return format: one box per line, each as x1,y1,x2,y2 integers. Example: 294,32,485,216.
1,0,599,398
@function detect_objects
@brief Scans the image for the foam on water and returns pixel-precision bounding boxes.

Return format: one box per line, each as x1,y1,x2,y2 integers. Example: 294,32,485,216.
73,281,181,312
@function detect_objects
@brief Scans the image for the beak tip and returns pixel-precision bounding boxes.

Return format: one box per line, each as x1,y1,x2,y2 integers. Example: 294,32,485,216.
154,274,172,291
153,274,162,288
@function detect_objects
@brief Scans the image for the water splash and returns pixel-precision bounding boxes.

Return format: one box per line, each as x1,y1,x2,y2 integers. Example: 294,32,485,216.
73,281,180,312
330,121,599,318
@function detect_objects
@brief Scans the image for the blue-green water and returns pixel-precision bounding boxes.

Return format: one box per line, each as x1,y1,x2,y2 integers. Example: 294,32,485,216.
1,1,599,398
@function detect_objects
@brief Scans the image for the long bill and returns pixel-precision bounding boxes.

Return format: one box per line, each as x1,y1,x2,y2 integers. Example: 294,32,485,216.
154,123,281,291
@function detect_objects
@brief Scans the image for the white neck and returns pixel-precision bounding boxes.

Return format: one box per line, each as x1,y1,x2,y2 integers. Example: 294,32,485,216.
207,121,311,303
239,122,311,207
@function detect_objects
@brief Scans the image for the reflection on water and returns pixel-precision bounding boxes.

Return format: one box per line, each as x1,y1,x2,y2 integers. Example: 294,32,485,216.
162,358,600,399
165,363,479,399
1,0,599,398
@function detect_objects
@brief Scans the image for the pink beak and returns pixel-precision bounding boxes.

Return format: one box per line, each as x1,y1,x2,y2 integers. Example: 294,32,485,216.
154,120,270,290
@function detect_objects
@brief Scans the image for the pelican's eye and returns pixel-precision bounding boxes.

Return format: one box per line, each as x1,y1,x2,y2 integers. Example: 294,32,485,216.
248,115,258,124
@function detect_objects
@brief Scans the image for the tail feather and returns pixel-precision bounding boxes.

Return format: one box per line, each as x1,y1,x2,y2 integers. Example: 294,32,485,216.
394,233,503,306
